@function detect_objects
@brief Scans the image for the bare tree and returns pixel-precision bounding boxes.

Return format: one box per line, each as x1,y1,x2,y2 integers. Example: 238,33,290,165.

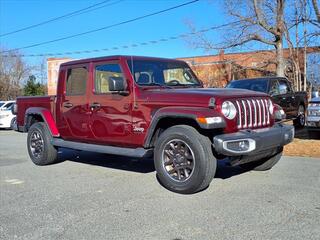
185,0,319,90
187,0,287,76
0,49,30,100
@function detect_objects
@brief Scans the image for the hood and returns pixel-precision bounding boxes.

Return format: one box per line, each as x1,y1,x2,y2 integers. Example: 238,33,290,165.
140,87,269,106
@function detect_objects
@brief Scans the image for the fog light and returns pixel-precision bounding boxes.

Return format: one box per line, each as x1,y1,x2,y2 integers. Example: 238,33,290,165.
228,141,249,151
223,139,256,153
284,127,295,143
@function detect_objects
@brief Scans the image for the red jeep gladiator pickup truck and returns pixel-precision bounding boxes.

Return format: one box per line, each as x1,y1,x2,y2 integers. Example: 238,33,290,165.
14,55,294,194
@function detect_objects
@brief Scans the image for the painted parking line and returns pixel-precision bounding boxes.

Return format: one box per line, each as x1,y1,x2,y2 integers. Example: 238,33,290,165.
4,179,24,185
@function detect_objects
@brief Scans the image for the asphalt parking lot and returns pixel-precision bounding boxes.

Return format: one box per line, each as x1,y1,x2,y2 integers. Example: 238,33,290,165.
1,131,319,240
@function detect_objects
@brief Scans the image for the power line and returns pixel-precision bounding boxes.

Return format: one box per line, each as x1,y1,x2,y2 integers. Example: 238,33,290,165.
2,22,240,57
0,0,200,53
0,0,121,37
61,0,124,21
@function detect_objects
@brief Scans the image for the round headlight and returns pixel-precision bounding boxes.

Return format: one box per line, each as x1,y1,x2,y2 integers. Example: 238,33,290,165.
221,101,237,119
268,99,274,115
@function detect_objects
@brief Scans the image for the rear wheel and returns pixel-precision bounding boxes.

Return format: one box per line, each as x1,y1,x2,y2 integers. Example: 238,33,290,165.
27,122,58,165
240,148,283,171
294,105,305,128
154,125,216,194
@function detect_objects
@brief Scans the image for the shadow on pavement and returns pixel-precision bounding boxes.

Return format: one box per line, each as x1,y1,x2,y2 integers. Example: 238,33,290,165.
57,148,247,178
214,159,247,179
58,148,155,173
294,127,320,140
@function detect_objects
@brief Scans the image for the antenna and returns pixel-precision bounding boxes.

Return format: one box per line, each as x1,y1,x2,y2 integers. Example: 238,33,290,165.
130,55,137,109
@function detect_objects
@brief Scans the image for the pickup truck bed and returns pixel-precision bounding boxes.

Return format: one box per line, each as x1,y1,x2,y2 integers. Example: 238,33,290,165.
16,96,55,131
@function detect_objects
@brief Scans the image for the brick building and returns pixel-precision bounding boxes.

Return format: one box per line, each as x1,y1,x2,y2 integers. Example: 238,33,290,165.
47,58,73,95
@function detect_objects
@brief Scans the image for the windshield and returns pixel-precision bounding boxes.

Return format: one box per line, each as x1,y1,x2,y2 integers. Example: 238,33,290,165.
127,60,201,87
0,102,4,108
226,79,268,93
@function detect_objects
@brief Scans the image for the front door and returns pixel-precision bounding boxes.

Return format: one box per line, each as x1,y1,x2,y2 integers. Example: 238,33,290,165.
270,79,292,116
59,64,93,142
89,61,132,146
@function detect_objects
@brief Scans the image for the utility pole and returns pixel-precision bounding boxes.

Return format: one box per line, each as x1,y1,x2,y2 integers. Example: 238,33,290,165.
303,0,307,92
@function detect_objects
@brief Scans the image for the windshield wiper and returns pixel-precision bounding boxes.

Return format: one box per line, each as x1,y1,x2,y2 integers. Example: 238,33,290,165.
148,83,173,89
167,83,199,88
139,82,173,89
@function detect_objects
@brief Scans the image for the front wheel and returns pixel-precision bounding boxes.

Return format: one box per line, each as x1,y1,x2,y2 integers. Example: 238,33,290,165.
154,125,217,194
293,105,305,128
240,148,283,171
27,122,58,166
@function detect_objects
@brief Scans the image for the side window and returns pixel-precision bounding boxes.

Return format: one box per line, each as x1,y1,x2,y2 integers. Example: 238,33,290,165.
94,64,124,94
269,80,280,95
66,67,87,95
279,80,290,94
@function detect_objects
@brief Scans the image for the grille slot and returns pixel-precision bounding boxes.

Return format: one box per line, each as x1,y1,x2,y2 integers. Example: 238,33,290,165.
235,98,271,129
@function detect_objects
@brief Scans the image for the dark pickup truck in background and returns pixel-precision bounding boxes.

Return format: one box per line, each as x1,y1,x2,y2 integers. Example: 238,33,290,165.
226,77,308,128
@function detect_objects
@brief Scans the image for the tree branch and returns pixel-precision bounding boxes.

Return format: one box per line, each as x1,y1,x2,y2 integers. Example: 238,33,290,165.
312,0,320,23
253,0,277,35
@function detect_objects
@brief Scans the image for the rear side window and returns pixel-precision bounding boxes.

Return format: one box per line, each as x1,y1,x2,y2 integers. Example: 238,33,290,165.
66,67,88,95
94,64,124,94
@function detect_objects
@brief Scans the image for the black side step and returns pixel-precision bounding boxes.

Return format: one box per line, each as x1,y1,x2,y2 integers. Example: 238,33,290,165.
51,138,153,158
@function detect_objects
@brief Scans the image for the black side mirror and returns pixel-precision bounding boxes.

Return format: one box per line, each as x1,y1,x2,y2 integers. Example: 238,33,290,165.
108,77,126,92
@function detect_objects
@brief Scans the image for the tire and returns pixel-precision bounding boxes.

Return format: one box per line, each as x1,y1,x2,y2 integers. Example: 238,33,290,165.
293,105,305,128
10,117,16,130
240,148,283,171
27,122,58,165
154,125,217,194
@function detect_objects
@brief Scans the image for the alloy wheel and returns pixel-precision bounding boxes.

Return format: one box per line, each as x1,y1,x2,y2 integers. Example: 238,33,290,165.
161,139,195,182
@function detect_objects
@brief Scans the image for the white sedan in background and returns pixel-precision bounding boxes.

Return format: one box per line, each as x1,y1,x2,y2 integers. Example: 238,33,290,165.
307,97,320,128
0,101,16,129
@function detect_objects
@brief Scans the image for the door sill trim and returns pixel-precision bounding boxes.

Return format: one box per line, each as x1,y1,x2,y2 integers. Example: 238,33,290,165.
51,138,152,158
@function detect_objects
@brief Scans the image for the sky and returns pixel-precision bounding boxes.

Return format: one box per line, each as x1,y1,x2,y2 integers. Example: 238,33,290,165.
0,0,318,73
0,0,229,66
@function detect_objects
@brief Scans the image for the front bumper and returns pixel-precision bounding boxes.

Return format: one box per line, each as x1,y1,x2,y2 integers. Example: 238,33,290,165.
307,116,320,127
213,124,294,156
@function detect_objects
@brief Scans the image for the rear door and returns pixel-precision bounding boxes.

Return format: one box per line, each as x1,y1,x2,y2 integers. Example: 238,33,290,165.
59,64,93,141
89,61,133,146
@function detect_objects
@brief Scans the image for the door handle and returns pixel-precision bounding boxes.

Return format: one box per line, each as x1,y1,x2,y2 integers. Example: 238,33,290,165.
90,102,101,110
63,102,73,108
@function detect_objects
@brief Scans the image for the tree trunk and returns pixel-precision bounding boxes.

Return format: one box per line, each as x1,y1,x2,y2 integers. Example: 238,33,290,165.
275,40,285,77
